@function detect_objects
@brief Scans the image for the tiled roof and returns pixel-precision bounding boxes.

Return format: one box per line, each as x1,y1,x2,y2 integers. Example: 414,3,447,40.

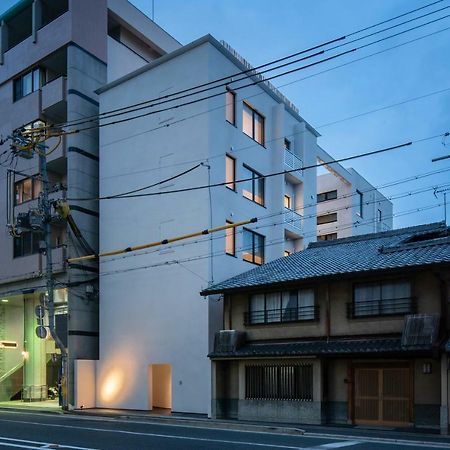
202,222,450,295
209,337,434,359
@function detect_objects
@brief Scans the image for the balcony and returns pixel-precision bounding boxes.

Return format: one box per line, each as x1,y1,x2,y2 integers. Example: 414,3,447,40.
284,207,303,238
41,76,67,120
244,305,320,325
284,149,303,182
346,297,416,319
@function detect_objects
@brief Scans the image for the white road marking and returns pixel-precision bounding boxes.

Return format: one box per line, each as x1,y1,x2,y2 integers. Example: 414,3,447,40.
0,436,98,450
318,442,361,448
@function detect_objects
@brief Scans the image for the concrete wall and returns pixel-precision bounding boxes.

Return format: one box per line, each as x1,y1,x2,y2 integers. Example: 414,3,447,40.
74,359,96,409
317,168,393,239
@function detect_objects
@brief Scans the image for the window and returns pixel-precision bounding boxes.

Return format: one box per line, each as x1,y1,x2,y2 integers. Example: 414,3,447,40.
357,190,363,217
225,154,236,191
317,233,337,241
246,288,316,324
242,165,264,205
284,138,291,151
317,190,337,203
284,195,291,209
351,280,413,318
284,250,291,257
225,220,235,256
245,364,313,401
225,89,236,125
13,232,41,257
317,213,337,225
378,209,382,222
15,176,42,205
14,68,45,101
242,102,265,145
243,229,264,265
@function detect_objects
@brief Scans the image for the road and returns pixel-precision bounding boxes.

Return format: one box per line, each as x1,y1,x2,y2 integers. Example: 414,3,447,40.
0,410,449,449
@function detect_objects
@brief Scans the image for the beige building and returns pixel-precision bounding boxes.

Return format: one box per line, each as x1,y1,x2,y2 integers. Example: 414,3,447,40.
202,222,450,432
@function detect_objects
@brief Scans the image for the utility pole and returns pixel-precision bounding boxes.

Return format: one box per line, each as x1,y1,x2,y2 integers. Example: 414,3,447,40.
37,142,68,409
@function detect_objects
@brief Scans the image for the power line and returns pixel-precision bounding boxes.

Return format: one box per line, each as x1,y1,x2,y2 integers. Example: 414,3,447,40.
60,12,450,137
97,201,448,278
45,0,445,131
96,25,450,182
99,171,450,265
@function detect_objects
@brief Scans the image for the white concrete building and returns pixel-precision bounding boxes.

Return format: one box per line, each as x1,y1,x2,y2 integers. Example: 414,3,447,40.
316,147,392,241
89,35,392,414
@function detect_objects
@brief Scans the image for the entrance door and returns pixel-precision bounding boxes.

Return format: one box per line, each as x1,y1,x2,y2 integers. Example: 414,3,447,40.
354,365,411,426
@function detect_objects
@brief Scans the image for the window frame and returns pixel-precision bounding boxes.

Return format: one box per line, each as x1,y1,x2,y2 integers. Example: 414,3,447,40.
13,231,41,258
242,101,265,146
246,287,318,325
350,278,414,318
225,220,236,257
14,175,42,205
357,189,364,217
317,212,337,225
242,164,265,206
225,88,236,125
317,190,338,203
317,233,338,241
242,228,265,265
225,154,236,191
13,67,45,102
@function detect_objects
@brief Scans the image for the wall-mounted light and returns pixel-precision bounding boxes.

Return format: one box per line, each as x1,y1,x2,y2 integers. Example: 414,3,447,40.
1,299,8,303
21,351,29,360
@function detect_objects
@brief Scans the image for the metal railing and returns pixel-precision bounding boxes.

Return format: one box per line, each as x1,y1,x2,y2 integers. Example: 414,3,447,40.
284,149,303,171
284,208,303,231
0,361,23,384
244,305,320,325
347,297,416,319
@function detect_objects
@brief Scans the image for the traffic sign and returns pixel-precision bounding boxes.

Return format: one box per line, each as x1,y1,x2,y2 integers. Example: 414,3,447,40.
36,326,47,339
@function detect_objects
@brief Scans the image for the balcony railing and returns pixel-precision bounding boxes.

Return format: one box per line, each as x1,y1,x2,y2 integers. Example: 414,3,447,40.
244,305,320,325
284,149,303,171
284,207,303,231
346,297,416,319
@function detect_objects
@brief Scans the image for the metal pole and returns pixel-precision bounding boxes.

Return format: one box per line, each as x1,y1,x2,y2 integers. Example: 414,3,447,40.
38,145,68,409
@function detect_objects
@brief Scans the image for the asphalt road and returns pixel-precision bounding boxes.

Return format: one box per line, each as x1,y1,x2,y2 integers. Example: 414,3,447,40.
0,410,449,449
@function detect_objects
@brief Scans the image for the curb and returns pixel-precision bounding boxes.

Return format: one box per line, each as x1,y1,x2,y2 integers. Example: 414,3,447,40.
0,406,64,415
70,410,305,435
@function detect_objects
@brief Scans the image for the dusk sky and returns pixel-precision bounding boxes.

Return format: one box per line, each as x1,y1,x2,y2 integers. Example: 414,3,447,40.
1,0,449,228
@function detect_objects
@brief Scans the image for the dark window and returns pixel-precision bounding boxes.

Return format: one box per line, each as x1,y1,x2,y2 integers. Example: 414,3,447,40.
317,190,337,203
284,138,291,151
225,220,235,256
243,102,265,145
13,68,45,101
242,165,264,206
378,209,382,222
247,288,317,324
245,364,313,401
13,232,41,257
225,89,236,125
357,190,363,217
40,0,69,29
317,233,337,241
225,154,236,191
349,280,413,318
243,229,264,265
317,213,337,225
15,176,42,205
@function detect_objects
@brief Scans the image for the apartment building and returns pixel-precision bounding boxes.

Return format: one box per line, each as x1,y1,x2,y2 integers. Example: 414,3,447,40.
316,148,392,241
0,0,179,407
203,222,450,432
85,34,392,415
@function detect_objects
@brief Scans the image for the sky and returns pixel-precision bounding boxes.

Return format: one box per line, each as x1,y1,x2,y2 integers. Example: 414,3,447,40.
1,0,449,229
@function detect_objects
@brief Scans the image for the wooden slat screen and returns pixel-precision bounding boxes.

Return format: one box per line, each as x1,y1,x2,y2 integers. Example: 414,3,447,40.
245,363,313,401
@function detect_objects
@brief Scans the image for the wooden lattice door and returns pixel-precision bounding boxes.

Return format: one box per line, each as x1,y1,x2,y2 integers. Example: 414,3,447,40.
354,365,411,426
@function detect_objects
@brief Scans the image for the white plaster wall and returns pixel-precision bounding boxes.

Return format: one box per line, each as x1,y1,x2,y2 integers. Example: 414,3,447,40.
97,39,319,413
74,360,96,409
